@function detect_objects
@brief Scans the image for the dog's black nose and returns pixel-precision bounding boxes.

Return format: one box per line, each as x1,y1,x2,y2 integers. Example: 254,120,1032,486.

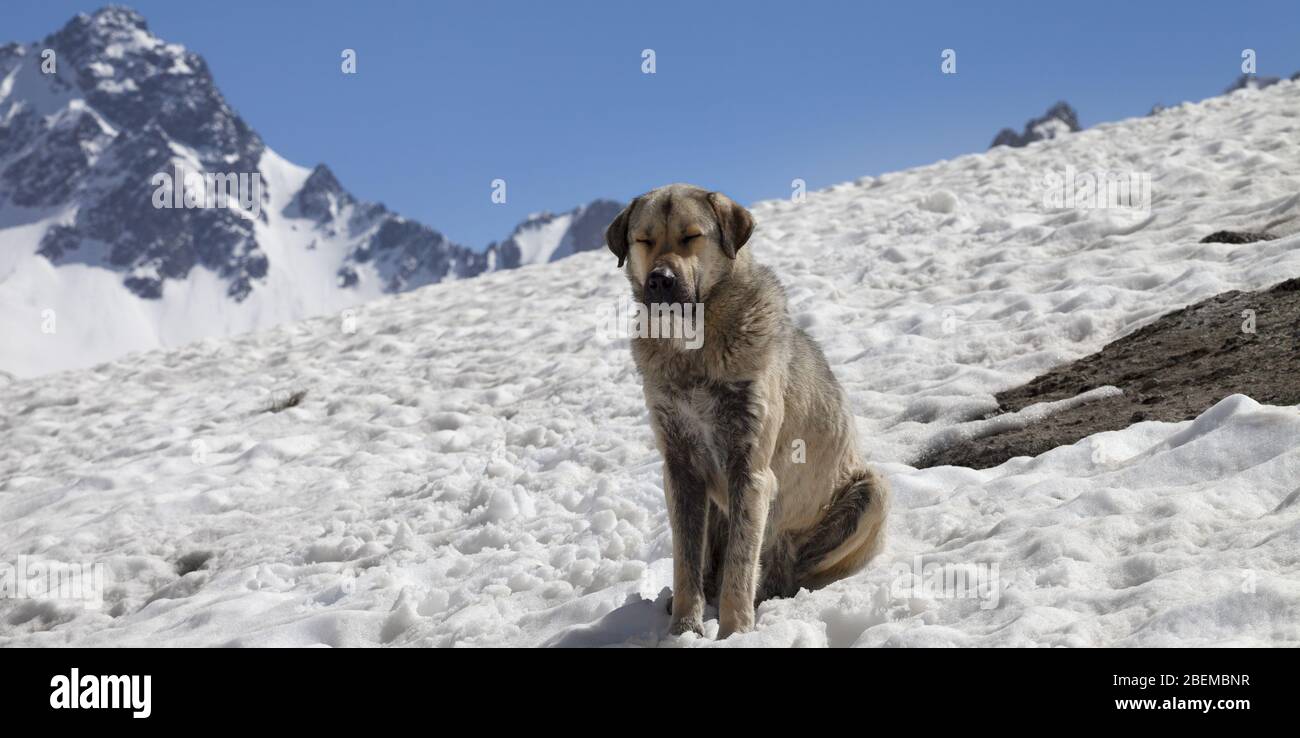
645,268,676,303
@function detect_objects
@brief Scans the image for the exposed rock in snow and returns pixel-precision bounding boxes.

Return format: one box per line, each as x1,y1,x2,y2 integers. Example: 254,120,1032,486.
990,101,1081,148
1200,230,1277,244
1225,74,1283,94
920,277,1300,469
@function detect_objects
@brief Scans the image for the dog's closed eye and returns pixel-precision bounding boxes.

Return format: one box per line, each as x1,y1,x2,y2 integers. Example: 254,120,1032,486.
683,234,701,243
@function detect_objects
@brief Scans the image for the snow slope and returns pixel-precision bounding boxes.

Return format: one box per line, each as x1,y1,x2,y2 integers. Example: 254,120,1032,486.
2,82,1299,647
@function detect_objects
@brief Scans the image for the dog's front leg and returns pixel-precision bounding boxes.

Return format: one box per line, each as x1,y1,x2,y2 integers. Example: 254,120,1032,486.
718,466,774,638
717,385,780,639
663,456,709,636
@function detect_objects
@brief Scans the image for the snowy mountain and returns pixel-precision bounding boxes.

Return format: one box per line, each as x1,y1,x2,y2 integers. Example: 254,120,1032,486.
485,199,624,270
990,101,1081,148
0,7,617,378
2,79,1298,647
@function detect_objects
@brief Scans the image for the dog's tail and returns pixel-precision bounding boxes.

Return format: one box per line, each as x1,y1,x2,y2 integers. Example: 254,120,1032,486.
794,466,890,589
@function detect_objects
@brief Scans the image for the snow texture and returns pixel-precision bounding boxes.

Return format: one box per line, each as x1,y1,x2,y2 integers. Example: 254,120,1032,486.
2,81,1299,647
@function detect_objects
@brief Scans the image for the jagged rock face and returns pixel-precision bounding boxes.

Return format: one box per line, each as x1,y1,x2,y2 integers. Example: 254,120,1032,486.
287,164,353,222
284,163,491,291
347,214,489,292
1,7,267,300
990,101,1081,149
45,7,262,166
3,111,106,206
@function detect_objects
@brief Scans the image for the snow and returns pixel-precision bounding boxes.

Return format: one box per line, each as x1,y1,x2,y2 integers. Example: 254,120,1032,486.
0,42,81,120
2,82,1300,647
509,211,575,264
0,147,390,379
923,385,1122,452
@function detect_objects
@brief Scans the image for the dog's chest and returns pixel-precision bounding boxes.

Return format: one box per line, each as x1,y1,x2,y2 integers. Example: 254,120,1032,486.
668,386,721,441
658,378,753,474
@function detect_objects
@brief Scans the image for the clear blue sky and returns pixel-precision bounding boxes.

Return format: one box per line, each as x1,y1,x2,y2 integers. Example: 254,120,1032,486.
8,1,1300,249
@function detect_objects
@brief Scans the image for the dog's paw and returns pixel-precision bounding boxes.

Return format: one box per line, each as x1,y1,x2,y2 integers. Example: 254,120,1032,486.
668,617,704,637
717,607,754,640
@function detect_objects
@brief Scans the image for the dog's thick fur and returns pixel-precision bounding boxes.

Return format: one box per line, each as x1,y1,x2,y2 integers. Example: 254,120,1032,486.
607,184,890,638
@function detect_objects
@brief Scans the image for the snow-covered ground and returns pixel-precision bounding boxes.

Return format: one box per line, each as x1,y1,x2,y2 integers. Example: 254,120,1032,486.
2,82,1299,647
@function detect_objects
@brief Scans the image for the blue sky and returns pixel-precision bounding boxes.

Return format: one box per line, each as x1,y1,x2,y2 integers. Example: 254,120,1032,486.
8,1,1300,248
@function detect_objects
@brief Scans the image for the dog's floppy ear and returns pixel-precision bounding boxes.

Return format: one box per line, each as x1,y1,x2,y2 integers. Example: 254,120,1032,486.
707,191,754,259
605,197,641,268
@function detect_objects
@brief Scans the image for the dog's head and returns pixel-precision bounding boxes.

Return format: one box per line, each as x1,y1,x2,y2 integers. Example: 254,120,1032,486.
605,183,754,306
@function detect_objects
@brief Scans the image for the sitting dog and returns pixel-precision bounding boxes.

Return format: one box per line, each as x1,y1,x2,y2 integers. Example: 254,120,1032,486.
606,184,890,638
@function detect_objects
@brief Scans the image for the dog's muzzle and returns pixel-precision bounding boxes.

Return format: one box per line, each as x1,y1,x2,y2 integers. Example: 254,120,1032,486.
644,267,678,304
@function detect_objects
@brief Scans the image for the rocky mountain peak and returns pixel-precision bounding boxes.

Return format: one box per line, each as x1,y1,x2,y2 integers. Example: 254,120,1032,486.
41,6,262,164
287,164,354,222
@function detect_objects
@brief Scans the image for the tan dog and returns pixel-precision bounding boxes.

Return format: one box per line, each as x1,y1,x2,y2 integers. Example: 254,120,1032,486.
606,184,889,638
